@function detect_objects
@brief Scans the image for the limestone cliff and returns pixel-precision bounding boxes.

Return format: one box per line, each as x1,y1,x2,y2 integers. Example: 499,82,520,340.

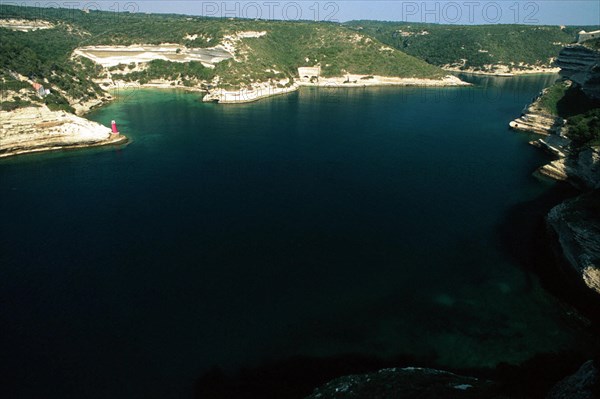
510,41,600,300
547,191,600,296
539,147,600,189
510,42,600,186
509,86,567,136
534,42,600,187
0,106,126,158
555,44,600,100
541,44,600,299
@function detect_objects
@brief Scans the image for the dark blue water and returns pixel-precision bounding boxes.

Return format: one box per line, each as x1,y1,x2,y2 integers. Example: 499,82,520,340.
1,75,596,398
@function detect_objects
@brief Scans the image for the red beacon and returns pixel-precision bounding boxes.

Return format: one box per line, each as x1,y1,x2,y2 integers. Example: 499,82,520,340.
111,120,119,135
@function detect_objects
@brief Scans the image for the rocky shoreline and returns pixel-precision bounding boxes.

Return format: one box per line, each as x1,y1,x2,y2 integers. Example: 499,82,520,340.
202,74,469,104
509,42,600,299
202,82,299,104
301,38,600,399
0,73,467,157
509,97,567,137
0,105,127,159
443,65,560,77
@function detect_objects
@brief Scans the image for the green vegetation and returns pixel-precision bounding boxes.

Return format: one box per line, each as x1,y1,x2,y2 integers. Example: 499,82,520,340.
1,4,449,106
0,70,31,91
0,70,42,110
1,99,36,111
121,60,215,84
567,108,600,146
0,5,227,48
344,21,599,71
2,4,598,112
556,85,600,118
211,22,444,87
43,93,75,113
0,23,106,110
583,38,600,50
538,81,570,115
536,80,600,147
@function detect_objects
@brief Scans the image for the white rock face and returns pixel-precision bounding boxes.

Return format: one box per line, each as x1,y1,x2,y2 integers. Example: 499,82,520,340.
202,74,469,104
556,44,600,100
539,148,600,189
74,44,233,68
218,31,267,60
296,74,469,88
232,31,267,39
1,106,122,158
443,63,559,76
547,191,600,296
0,18,54,31
203,82,299,104
509,42,600,301
510,84,568,136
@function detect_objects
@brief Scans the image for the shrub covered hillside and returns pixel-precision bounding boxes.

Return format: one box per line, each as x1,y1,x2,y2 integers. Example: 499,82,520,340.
534,79,600,147
1,4,446,110
5,4,596,112
534,37,600,148
0,24,106,112
211,22,445,88
345,21,600,73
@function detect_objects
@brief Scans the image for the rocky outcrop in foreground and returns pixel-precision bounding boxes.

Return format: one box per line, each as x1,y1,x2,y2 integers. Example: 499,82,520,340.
510,40,600,299
302,362,600,399
0,106,126,158
547,190,600,296
509,89,567,136
539,147,600,188
547,360,599,399
304,367,497,399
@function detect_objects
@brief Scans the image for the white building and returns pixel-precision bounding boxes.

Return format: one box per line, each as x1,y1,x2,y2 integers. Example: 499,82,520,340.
298,66,321,83
577,30,600,44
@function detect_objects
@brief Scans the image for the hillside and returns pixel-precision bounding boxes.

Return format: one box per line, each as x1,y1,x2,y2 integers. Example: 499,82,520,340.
4,5,596,110
1,5,448,110
2,7,443,79
0,25,108,113
344,21,599,74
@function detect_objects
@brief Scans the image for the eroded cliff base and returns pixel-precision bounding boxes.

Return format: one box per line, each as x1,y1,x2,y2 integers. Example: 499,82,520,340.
547,190,600,297
0,106,127,158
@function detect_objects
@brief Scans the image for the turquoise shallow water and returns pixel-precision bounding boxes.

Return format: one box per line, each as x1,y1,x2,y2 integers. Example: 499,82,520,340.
0,75,597,398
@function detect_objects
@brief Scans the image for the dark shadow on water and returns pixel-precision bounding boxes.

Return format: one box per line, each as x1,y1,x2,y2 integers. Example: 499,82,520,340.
193,181,600,399
496,182,600,327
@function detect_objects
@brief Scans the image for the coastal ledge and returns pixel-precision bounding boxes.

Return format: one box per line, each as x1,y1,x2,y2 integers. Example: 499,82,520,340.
509,83,569,136
202,83,299,104
443,64,560,77
297,74,470,88
509,87,600,300
202,74,470,104
0,106,127,159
